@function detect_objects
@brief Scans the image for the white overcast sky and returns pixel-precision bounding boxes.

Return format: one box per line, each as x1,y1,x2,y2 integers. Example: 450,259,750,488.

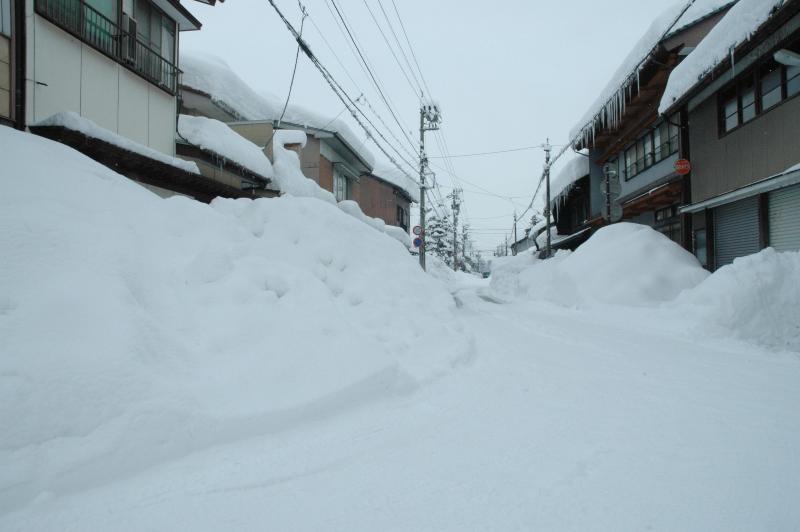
182,0,678,254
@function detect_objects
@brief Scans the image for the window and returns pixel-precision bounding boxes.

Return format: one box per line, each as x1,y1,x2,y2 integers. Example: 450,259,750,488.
760,62,783,111
722,90,738,132
741,78,756,123
787,41,800,98
622,114,680,181
86,0,117,21
34,0,179,92
0,0,11,37
694,229,708,267
333,170,349,202
719,40,800,134
396,205,408,231
655,205,681,244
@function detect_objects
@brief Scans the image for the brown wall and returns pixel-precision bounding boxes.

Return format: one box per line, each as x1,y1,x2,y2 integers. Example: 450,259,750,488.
319,155,333,192
301,137,321,182
690,93,800,202
356,174,411,228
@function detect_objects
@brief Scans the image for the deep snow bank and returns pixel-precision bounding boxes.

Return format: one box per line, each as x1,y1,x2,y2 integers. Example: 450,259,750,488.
490,223,800,352
676,248,800,352
0,127,467,512
491,223,708,307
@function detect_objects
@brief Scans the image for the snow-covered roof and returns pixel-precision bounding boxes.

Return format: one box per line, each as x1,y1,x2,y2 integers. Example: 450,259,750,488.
550,153,590,205
180,53,376,170
659,0,787,114
35,112,200,174
570,0,736,145
178,115,274,179
372,166,420,203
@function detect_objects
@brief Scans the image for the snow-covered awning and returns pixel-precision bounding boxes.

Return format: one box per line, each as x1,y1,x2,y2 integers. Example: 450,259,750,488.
659,0,788,114
35,112,199,174
549,154,589,206
178,114,273,180
569,0,736,148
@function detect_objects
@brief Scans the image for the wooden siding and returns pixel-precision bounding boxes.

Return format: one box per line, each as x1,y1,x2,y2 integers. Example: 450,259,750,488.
690,92,800,203
356,174,411,228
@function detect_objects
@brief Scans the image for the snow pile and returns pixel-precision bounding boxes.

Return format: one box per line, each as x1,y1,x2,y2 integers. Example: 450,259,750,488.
178,114,274,178
0,127,469,512
180,53,375,169
35,111,199,174
570,0,735,143
660,0,786,113
271,130,410,247
373,165,420,203
491,223,709,307
676,248,800,351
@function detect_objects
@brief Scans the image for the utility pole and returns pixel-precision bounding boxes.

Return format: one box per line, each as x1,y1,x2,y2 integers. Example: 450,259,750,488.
450,189,461,271
418,100,441,271
542,138,553,259
512,211,518,256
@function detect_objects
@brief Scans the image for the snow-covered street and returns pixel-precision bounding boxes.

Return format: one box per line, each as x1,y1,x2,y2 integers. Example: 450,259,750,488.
2,121,800,531
4,275,800,531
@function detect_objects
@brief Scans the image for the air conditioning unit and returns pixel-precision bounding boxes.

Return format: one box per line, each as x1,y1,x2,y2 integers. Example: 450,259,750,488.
121,14,137,65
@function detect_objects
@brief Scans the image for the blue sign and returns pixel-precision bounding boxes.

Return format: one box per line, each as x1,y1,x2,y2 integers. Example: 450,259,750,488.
413,237,423,248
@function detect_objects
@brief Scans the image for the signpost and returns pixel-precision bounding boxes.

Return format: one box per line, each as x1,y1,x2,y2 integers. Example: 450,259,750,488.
412,225,422,236
413,237,423,248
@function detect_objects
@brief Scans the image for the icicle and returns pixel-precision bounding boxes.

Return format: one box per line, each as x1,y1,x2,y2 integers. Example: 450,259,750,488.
730,46,736,77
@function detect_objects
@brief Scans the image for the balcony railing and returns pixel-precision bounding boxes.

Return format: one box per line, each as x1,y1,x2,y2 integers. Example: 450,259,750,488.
35,0,179,93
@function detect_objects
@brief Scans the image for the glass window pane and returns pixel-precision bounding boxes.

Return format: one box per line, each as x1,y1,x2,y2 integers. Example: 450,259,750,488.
86,0,118,22
161,20,175,62
1,0,10,37
149,10,161,50
761,65,782,110
741,83,756,123
135,0,150,39
787,65,800,98
644,133,654,167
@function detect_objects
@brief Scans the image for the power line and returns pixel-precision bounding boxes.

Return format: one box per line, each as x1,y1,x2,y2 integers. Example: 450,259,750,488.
427,144,566,159
327,0,417,153
361,0,419,97
389,0,432,97
376,0,424,96
265,0,419,184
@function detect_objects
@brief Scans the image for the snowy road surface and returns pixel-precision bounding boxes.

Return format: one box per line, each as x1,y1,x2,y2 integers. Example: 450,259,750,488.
3,278,799,531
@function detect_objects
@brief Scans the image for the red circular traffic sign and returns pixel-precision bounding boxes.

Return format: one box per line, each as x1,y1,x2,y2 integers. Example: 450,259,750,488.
412,225,423,236
675,158,692,175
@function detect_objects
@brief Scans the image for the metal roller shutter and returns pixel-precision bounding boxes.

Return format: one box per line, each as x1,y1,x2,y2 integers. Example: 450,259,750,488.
769,184,800,252
714,196,760,269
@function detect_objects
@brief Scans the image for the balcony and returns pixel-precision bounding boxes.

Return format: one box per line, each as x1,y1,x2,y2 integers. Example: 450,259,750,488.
34,0,179,94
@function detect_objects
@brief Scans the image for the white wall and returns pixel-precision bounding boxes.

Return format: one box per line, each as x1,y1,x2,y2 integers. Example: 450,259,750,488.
25,7,177,156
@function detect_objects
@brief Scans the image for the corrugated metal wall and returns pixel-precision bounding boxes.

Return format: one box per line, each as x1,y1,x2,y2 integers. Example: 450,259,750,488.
714,196,760,269
769,184,800,252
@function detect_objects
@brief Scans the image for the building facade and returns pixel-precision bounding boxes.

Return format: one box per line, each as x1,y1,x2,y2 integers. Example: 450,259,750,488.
670,1,800,269
25,0,206,155
572,3,734,251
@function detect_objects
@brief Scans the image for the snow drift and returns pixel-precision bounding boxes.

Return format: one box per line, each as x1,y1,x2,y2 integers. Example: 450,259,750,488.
491,223,709,307
0,127,467,513
676,248,800,352
491,222,800,352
